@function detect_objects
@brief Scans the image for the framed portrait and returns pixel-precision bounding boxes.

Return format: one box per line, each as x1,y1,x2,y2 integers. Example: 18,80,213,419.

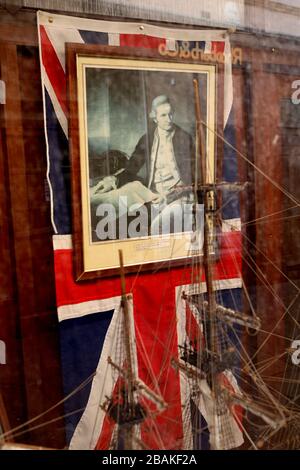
67,44,223,280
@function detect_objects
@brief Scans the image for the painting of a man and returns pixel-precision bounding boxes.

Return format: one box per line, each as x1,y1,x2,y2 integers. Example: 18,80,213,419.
73,55,215,275
90,94,197,238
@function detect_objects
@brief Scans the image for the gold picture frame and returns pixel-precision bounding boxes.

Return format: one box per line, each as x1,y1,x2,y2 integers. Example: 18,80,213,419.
67,44,222,280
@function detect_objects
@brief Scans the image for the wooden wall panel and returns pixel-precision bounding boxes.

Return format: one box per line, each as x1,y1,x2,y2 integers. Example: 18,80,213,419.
246,46,300,387
0,46,29,439
18,44,65,446
229,42,300,398
0,15,65,448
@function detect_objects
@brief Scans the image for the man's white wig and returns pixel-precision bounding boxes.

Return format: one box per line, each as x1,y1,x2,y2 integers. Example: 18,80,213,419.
149,95,171,119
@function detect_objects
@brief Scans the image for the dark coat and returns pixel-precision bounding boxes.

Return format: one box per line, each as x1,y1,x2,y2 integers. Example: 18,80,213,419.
117,124,196,188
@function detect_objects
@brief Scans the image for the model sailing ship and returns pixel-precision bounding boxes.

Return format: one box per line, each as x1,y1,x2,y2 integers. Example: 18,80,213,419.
1,79,300,451
85,78,299,451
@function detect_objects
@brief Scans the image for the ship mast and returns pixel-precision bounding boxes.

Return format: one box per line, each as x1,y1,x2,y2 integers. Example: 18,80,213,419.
118,249,136,449
100,250,166,450
175,78,286,449
193,77,221,448
193,78,218,386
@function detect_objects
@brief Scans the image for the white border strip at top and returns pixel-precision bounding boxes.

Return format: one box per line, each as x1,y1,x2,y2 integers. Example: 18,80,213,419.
38,10,228,41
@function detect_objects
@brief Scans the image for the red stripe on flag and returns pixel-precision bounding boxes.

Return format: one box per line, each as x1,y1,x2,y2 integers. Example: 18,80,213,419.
40,25,68,116
120,34,165,49
215,231,242,281
95,414,115,450
211,41,225,54
134,274,184,449
53,231,241,309
53,250,190,308
54,249,121,306
95,376,124,450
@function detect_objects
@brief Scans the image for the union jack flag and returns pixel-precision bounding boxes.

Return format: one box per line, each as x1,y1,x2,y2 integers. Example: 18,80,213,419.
37,10,242,449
